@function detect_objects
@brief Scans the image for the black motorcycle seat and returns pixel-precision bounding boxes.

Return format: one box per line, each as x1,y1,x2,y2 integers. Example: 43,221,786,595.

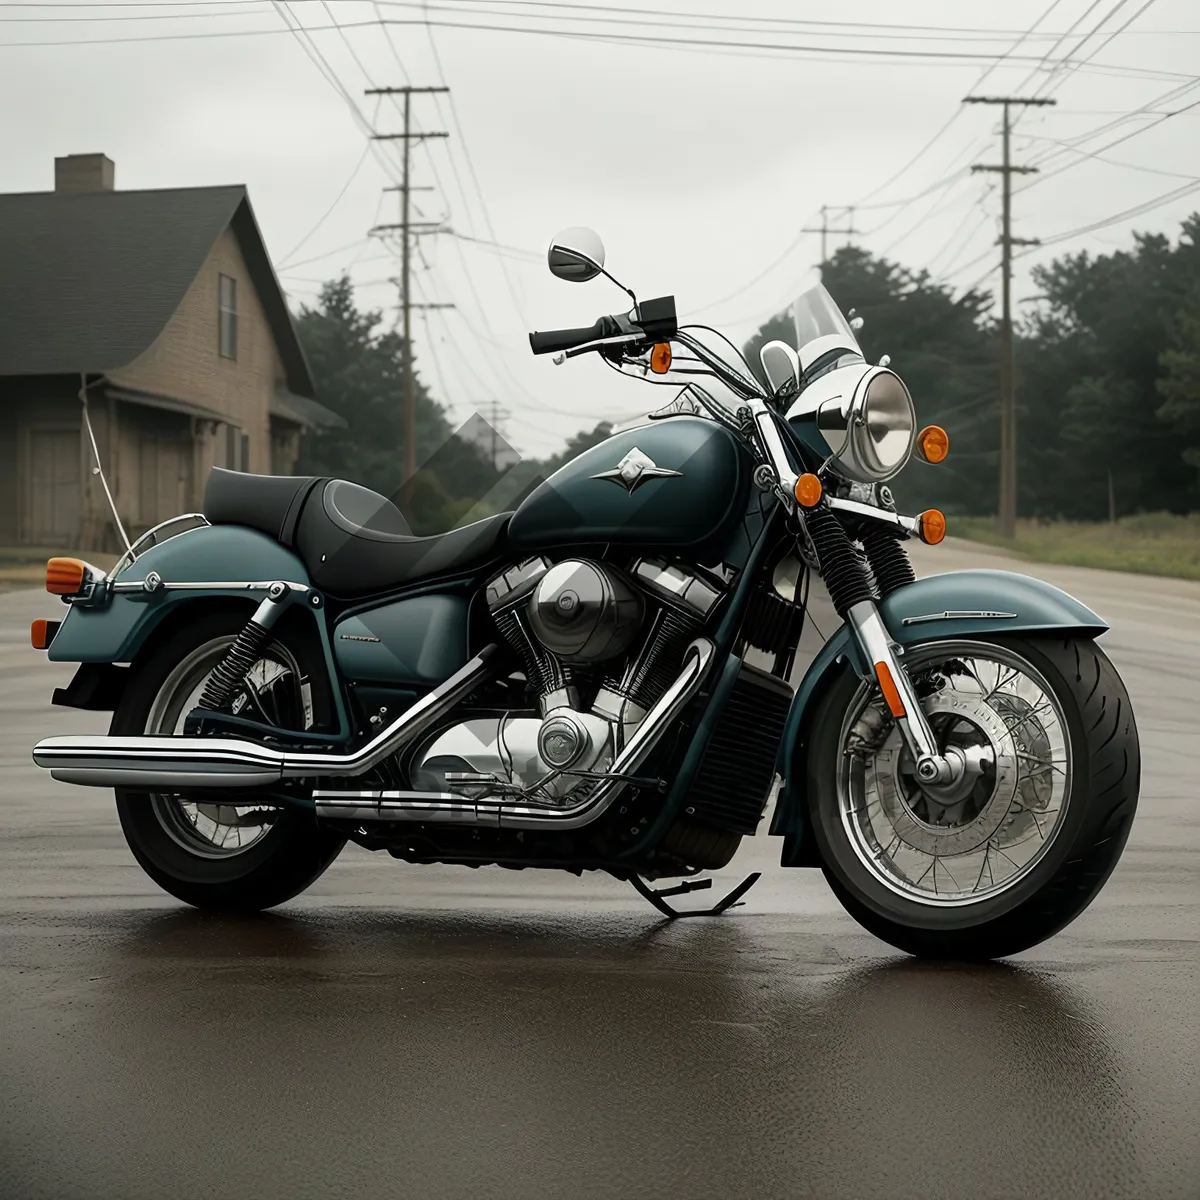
203,469,510,596
203,468,323,545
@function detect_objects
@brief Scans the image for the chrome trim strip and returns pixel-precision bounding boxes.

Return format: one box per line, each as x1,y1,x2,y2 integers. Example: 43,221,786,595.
826,496,920,537
312,638,716,832
902,610,1019,626
109,577,314,597
32,646,498,789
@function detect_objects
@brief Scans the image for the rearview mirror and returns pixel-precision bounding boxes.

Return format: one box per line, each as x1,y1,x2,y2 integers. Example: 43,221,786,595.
547,227,606,282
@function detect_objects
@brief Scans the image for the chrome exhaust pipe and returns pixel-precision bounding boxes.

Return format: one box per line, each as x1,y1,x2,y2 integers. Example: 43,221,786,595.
32,646,497,789
314,638,714,831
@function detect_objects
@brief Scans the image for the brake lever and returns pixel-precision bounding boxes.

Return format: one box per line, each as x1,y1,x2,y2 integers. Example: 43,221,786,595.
552,332,645,365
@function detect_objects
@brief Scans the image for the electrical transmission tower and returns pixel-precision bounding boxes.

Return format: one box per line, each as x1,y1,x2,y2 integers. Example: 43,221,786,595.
965,94,1057,539
802,205,858,267
366,85,450,512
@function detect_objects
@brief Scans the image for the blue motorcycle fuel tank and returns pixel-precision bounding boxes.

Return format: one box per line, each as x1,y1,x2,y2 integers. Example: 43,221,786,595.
507,417,751,562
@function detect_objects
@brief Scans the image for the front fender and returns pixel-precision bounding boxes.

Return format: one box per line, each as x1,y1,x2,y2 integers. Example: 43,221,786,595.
48,525,312,664
769,568,1107,860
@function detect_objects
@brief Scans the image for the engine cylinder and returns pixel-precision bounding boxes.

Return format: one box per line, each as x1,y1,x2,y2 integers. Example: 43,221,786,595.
527,560,644,664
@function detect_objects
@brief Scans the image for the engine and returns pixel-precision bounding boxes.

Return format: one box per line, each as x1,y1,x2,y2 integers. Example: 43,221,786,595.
411,555,722,804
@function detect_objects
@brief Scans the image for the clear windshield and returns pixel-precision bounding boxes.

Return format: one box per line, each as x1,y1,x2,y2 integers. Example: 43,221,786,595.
790,283,861,361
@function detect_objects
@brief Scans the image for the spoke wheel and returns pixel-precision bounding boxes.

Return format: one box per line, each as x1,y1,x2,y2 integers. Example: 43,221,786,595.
838,641,1070,908
144,636,310,860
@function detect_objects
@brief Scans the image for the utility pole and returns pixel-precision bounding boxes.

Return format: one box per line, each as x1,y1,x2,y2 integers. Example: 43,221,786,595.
966,94,1056,539
482,400,511,471
366,85,449,513
802,204,857,266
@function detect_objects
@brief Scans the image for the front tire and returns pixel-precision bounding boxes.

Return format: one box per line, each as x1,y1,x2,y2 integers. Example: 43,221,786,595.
113,610,345,911
807,635,1139,959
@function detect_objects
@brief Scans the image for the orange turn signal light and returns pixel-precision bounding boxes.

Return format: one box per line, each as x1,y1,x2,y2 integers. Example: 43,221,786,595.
794,473,823,507
30,619,59,650
916,425,950,464
650,343,672,374
46,557,87,596
919,509,947,545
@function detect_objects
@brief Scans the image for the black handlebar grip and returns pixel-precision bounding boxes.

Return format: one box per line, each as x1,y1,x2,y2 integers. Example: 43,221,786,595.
528,318,610,355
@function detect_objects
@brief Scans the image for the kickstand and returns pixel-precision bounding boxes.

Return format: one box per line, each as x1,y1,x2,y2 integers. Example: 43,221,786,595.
629,872,762,919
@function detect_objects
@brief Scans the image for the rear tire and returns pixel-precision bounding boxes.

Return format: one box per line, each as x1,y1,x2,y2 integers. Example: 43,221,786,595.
112,610,345,911
806,635,1139,959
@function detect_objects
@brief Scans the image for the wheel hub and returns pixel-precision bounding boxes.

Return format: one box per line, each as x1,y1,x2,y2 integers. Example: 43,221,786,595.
869,689,1020,858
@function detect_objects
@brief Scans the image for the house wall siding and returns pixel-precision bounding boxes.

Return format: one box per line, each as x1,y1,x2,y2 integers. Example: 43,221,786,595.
107,226,278,496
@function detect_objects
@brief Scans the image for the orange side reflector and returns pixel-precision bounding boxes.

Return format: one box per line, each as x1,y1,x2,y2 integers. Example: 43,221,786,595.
875,661,907,718
46,557,87,596
919,509,947,545
794,473,823,507
31,619,53,650
916,425,950,464
650,343,672,374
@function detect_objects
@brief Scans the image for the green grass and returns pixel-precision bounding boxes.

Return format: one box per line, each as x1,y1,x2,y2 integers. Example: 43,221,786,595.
954,513,1200,581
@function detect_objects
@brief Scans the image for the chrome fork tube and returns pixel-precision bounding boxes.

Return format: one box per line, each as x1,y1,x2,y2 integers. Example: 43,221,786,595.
845,601,957,785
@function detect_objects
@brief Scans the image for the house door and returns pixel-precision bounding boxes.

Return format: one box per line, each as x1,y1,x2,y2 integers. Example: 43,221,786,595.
23,427,82,547
138,435,193,529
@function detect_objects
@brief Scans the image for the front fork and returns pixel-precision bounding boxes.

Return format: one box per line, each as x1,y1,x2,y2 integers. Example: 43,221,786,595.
844,601,957,785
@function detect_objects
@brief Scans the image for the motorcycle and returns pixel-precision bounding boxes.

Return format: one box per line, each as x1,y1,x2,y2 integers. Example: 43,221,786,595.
30,227,1139,958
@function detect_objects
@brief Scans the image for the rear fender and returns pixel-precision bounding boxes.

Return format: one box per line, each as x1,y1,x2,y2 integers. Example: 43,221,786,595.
48,524,313,664
770,569,1108,863
45,525,351,732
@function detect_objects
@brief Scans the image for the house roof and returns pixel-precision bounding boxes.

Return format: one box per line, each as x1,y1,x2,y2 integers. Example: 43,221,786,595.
271,388,346,430
0,184,315,396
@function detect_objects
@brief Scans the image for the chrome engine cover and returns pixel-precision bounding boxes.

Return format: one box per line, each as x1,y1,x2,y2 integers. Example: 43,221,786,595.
527,560,643,664
412,708,614,803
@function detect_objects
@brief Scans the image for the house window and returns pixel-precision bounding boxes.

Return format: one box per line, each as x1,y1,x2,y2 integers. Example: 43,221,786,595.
218,273,238,360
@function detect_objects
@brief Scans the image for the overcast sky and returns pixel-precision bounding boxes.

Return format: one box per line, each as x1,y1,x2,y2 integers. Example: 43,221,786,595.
5,0,1199,456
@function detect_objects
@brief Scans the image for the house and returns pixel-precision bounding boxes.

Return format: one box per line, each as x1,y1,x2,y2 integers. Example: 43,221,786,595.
0,153,342,550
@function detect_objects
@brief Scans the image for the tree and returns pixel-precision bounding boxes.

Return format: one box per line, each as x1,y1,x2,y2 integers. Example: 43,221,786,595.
1156,216,1200,482
1023,223,1200,518
294,277,500,534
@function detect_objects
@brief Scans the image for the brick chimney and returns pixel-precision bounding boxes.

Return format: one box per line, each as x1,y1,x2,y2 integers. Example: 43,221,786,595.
54,153,115,194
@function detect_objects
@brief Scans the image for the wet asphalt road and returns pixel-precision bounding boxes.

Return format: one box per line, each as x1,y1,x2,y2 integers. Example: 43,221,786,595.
1,541,1197,1200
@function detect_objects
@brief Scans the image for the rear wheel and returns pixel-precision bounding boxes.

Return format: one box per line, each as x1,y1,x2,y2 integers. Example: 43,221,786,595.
113,610,345,911
806,636,1139,959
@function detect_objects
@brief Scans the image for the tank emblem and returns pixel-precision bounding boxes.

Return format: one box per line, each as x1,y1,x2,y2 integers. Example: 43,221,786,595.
591,447,682,494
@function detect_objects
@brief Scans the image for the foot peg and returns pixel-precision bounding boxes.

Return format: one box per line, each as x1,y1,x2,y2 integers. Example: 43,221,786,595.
629,871,761,919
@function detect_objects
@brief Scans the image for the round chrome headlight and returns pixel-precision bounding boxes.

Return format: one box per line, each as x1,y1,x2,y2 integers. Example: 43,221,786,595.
811,367,915,482
855,369,915,480
787,362,917,483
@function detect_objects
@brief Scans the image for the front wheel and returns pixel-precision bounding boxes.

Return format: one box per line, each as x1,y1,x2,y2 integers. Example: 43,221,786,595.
112,610,346,911
806,635,1139,959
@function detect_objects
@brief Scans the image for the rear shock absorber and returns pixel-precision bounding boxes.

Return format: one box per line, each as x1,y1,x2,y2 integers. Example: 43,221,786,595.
802,504,876,617
861,527,916,599
196,582,292,711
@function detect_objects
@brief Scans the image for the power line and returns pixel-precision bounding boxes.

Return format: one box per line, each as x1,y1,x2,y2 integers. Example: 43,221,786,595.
849,0,1068,210
8,9,1190,77
1038,177,1200,245
277,137,373,268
